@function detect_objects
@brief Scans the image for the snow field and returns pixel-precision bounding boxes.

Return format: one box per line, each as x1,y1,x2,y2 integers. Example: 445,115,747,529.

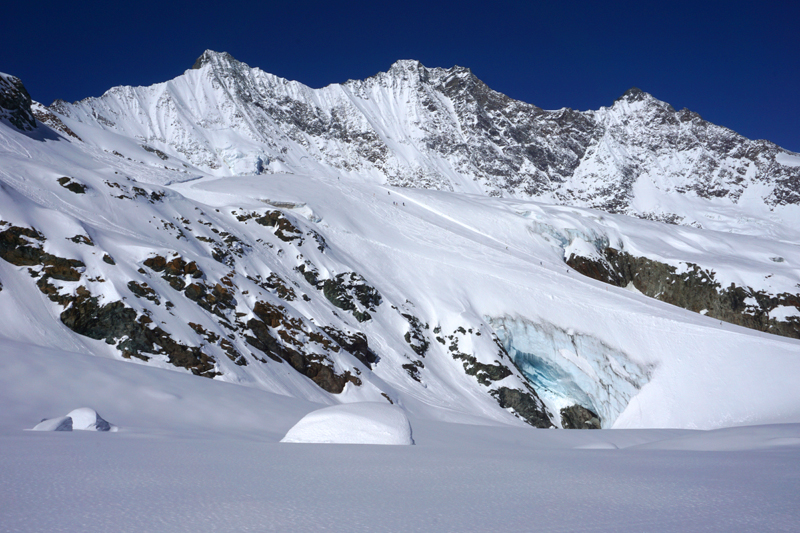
1,338,800,532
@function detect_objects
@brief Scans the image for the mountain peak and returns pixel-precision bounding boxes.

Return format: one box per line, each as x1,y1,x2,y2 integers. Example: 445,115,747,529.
389,59,425,71
613,87,676,112
615,87,648,103
192,50,239,70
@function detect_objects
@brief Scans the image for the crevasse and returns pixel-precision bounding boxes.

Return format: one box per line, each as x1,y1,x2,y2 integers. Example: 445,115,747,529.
490,317,652,428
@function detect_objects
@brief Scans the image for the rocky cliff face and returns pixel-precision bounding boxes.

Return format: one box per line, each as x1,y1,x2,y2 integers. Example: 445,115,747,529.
49,51,800,227
0,73,36,131
567,247,800,339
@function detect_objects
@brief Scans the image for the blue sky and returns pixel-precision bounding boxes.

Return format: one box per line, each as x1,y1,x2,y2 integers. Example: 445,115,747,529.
3,0,798,151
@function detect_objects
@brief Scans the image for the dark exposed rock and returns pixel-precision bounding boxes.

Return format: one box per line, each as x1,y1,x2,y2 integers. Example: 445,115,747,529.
447,332,512,386
295,262,320,285
402,360,424,382
57,177,87,194
0,226,46,265
57,286,218,376
0,226,85,281
320,272,382,322
68,234,93,246
0,74,36,131
491,387,553,428
127,281,160,304
567,247,800,339
322,326,379,368
245,300,359,393
402,313,429,357
255,211,303,243
143,255,167,272
141,144,169,160
561,405,601,429
249,272,297,301
31,104,81,140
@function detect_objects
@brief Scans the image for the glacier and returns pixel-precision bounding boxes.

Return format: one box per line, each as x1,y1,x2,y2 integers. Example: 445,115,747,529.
491,317,652,428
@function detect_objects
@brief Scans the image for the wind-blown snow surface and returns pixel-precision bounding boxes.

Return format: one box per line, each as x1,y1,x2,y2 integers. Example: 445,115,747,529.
2,340,800,532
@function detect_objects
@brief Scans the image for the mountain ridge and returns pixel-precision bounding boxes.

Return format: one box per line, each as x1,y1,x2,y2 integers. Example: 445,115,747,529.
43,50,800,229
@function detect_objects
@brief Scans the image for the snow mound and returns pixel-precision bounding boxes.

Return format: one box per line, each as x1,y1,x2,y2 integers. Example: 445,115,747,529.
32,407,116,432
281,403,414,445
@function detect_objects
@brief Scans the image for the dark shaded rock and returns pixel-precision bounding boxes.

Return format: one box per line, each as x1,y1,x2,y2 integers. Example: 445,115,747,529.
250,272,296,301
492,387,553,428
0,74,36,131
31,105,81,140
219,338,248,366
102,254,116,265
127,281,160,304
59,287,217,376
322,326,380,368
561,404,601,429
184,282,206,301
68,234,93,246
567,247,800,339
255,211,303,243
42,256,84,281
143,255,167,272
57,177,87,194
401,313,429,357
141,144,169,160
320,272,382,323
245,300,359,393
0,226,46,265
447,331,512,386
295,263,319,285
402,360,424,382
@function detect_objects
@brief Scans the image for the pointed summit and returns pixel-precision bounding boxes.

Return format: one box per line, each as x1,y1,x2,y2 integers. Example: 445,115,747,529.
615,87,648,103
614,87,676,112
192,50,238,70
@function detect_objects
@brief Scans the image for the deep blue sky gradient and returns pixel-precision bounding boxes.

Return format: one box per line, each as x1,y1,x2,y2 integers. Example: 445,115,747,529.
3,0,798,151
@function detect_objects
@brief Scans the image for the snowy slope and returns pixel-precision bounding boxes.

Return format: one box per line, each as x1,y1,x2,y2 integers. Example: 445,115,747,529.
3,72,800,433
2,59,800,434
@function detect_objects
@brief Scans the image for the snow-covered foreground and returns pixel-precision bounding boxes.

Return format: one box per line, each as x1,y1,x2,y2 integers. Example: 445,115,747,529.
2,340,799,532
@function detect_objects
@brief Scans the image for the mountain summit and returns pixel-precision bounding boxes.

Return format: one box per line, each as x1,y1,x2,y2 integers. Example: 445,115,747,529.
48,51,800,226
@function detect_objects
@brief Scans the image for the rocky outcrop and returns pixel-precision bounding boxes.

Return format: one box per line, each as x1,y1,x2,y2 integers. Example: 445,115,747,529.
567,247,800,339
492,387,554,429
560,405,601,429
245,300,360,393
0,224,218,376
0,74,36,131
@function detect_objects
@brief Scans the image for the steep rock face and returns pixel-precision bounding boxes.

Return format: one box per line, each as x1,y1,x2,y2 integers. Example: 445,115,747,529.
48,51,800,226
0,73,36,131
567,248,800,339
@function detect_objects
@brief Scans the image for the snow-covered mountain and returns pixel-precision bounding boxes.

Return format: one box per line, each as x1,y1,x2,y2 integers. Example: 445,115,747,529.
2,53,800,433
50,50,800,229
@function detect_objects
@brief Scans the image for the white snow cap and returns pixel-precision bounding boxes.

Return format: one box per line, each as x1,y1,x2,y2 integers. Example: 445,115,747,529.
281,403,414,445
